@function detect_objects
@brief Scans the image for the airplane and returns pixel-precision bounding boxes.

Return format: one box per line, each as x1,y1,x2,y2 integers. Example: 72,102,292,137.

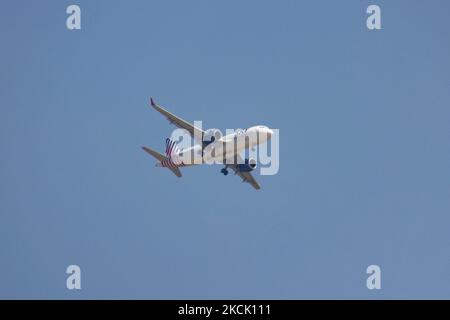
142,98,274,190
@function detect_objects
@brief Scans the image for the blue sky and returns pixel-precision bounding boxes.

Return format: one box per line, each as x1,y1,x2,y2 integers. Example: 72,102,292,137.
0,0,449,299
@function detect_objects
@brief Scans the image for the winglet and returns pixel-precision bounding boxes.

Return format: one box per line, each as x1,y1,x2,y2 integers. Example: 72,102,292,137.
150,97,156,107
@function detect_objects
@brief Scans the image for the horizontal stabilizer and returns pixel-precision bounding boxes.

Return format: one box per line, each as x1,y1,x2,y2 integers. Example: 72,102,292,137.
142,146,182,177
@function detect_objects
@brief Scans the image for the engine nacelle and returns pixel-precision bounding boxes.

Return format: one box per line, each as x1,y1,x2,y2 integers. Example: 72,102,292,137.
237,158,257,172
203,128,222,145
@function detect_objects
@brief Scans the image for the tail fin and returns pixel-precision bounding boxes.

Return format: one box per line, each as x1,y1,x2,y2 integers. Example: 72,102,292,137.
165,138,180,157
142,146,182,177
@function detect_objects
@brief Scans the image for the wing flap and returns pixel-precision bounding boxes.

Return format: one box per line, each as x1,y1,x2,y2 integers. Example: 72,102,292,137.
228,165,261,190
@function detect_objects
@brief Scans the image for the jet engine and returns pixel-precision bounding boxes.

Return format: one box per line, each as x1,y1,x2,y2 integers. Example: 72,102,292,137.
203,128,222,145
237,158,257,172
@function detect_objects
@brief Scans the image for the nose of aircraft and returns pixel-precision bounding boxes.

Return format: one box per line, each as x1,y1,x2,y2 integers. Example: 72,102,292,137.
260,127,273,139
246,126,273,140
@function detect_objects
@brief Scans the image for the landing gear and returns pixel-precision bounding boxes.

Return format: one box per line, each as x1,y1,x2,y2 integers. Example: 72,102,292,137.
221,167,229,176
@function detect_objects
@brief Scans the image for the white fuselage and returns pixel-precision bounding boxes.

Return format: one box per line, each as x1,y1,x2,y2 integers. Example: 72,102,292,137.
173,125,273,165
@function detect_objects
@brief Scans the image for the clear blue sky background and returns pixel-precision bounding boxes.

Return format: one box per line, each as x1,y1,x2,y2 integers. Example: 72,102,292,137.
1,0,449,299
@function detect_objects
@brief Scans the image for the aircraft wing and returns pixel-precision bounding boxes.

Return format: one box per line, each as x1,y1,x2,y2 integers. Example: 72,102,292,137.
225,154,261,190
228,165,261,190
150,98,205,145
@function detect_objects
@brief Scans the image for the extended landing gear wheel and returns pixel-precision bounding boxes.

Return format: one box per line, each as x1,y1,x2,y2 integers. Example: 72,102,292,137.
221,168,229,176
